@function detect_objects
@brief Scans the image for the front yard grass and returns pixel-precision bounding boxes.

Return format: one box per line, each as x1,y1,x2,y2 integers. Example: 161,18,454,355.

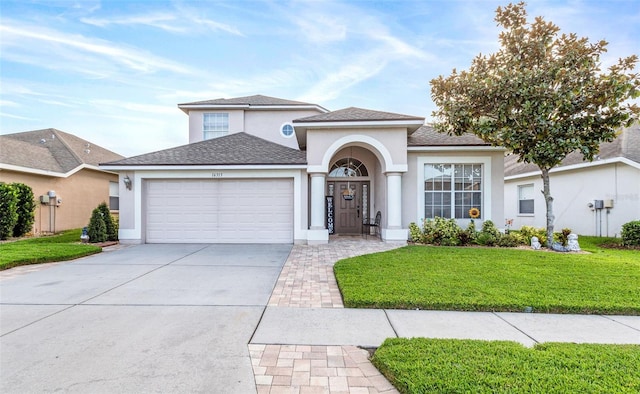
372,338,640,393
334,236,640,315
0,229,102,270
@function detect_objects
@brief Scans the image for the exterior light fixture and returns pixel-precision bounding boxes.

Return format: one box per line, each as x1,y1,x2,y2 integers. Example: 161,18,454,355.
123,175,132,190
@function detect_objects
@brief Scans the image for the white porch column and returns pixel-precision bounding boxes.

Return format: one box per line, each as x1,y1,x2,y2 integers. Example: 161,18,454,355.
308,173,329,244
384,172,408,241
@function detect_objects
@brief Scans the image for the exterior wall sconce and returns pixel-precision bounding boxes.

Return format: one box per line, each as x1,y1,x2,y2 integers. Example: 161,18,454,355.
123,175,132,190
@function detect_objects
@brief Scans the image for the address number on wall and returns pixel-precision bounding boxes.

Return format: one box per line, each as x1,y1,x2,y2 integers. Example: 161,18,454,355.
212,172,224,178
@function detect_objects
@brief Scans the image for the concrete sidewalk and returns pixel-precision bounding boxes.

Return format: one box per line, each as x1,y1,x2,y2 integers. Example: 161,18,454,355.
250,237,640,393
253,307,640,348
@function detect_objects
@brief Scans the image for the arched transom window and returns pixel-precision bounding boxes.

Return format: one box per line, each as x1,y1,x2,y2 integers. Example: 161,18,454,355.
328,158,368,177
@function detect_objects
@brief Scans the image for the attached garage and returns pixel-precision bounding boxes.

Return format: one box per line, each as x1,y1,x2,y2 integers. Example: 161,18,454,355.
145,179,294,243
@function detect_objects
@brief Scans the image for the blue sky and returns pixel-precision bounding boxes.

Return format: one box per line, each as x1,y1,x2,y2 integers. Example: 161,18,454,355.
1,0,638,157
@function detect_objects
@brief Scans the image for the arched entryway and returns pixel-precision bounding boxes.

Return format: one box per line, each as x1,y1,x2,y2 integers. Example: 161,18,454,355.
327,157,370,234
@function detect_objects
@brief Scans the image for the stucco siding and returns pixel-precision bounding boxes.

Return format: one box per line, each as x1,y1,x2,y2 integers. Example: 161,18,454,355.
0,169,118,234
244,109,322,149
505,162,640,236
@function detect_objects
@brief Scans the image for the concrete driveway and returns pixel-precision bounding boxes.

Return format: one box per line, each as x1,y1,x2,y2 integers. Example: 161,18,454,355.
0,244,291,393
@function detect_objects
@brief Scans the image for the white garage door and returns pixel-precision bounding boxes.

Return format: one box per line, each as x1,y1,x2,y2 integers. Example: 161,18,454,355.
145,179,294,243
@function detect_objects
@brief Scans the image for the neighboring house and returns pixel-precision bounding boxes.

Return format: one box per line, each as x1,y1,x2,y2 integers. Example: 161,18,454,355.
504,124,640,237
102,94,505,244
0,129,124,234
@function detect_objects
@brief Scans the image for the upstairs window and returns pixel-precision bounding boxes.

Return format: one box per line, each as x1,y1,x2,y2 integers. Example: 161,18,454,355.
281,123,295,138
203,113,229,139
518,184,535,214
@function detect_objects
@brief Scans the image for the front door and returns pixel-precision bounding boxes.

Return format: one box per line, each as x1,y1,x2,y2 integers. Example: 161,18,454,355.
333,181,369,234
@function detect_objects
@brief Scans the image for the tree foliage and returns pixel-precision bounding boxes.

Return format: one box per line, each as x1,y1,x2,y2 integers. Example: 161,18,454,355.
430,2,639,246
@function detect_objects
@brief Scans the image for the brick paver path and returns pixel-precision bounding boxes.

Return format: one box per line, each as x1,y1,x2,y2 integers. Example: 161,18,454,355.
268,237,404,308
257,236,405,393
249,344,398,394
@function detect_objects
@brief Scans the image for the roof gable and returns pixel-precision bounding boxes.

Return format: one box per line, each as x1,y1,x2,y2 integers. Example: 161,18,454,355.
1,128,123,173
103,132,307,166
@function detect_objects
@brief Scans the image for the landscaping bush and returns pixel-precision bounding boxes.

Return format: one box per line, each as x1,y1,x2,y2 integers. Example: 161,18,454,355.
519,225,548,246
408,222,422,243
87,207,107,243
621,220,640,246
559,228,572,246
0,183,18,240
97,202,118,241
422,217,461,246
11,183,36,237
497,233,523,247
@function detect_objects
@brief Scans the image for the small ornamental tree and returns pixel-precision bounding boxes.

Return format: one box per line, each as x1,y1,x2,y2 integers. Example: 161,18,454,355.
430,2,640,247
11,183,36,237
0,183,18,240
97,202,117,241
87,207,107,243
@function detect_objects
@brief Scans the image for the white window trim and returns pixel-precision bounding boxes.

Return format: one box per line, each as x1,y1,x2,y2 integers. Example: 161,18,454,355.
517,183,535,216
280,122,295,138
203,112,229,140
416,156,492,223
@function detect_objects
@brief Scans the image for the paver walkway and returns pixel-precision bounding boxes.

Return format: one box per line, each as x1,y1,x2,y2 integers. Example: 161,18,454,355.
257,237,405,393
268,237,403,309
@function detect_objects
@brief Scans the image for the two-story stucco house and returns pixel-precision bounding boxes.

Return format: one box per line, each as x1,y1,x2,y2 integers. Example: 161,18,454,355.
102,95,505,244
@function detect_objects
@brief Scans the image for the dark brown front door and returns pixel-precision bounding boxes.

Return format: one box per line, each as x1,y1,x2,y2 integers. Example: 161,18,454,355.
334,181,368,234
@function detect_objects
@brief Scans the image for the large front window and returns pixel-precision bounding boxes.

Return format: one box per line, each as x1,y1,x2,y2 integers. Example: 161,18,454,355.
424,163,482,219
203,113,229,139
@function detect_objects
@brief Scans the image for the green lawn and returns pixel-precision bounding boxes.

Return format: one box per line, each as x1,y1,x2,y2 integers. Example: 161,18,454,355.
334,236,640,314
372,338,640,394
0,229,102,270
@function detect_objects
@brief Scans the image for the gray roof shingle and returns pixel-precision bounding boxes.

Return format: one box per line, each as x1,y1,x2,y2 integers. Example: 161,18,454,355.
103,132,307,166
179,94,319,107
408,125,489,146
504,123,640,177
0,128,124,173
294,107,424,123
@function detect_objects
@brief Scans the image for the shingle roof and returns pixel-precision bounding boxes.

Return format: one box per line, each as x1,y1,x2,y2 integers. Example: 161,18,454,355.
103,132,307,166
178,94,319,107
0,128,124,173
504,123,640,177
294,107,424,123
408,125,489,146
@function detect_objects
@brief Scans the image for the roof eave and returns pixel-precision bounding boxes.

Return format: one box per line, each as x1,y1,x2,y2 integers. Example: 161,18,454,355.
177,103,328,114
100,164,308,171
407,145,503,152
504,156,640,180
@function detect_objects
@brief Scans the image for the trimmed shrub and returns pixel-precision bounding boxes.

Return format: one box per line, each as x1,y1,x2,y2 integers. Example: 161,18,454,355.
519,225,548,246
0,183,18,240
497,233,522,247
97,202,117,241
408,222,422,243
423,217,461,246
87,207,107,243
621,220,640,246
11,183,36,237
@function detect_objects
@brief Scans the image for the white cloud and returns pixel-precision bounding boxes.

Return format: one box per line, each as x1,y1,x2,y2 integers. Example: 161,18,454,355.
0,20,196,76
81,13,187,33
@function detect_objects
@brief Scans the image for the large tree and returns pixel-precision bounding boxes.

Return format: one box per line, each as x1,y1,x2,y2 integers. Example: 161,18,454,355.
430,1,639,247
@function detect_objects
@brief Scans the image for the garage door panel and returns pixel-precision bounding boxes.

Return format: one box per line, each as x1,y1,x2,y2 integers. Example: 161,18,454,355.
145,179,293,243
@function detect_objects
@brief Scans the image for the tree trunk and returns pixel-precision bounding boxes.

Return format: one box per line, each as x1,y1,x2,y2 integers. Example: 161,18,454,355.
541,168,554,248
